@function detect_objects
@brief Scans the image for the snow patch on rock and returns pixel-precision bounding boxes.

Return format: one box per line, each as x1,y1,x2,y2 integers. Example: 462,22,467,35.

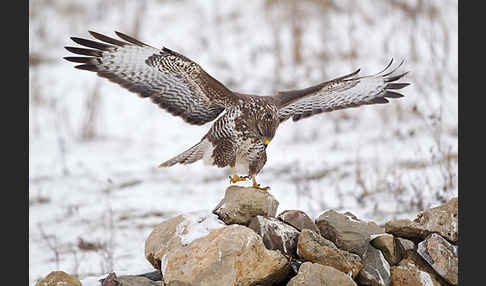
80,275,108,286
370,233,391,241
177,211,226,246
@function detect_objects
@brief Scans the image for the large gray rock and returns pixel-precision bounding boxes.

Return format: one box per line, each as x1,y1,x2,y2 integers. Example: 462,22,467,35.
417,233,458,285
296,229,362,278
287,262,357,286
248,215,300,258
162,224,290,286
277,210,320,233
213,186,279,225
144,211,226,269
357,244,391,286
385,197,458,244
316,210,385,257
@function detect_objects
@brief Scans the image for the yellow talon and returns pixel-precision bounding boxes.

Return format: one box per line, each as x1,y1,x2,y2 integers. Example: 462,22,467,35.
252,184,270,191
229,175,246,184
249,175,270,191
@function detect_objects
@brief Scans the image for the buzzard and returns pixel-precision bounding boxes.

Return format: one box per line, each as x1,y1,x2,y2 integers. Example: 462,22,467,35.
65,31,410,191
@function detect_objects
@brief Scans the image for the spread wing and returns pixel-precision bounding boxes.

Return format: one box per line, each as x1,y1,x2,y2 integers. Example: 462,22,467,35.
272,59,410,122
64,31,238,125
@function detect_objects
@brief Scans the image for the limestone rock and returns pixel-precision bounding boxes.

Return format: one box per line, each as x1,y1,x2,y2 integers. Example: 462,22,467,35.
287,262,357,286
145,211,226,269
417,233,458,285
357,244,391,286
35,271,81,286
162,224,289,286
390,250,445,286
248,215,300,258
277,210,320,233
385,197,458,243
296,229,362,278
371,233,401,266
213,186,279,225
390,265,442,286
316,210,384,257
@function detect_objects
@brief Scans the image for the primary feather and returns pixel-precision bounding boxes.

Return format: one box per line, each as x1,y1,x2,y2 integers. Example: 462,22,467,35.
64,31,237,125
273,59,410,122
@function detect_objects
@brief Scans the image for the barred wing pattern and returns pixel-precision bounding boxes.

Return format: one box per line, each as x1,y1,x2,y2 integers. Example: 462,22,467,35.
274,60,410,122
64,31,237,125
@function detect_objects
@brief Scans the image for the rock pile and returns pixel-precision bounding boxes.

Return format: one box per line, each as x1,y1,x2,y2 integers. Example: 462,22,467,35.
36,187,458,286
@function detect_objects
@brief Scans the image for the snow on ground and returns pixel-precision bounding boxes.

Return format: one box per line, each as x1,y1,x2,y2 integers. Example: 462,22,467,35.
29,0,457,284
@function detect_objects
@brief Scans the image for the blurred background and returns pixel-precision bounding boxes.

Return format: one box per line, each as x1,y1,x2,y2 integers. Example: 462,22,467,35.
29,0,457,284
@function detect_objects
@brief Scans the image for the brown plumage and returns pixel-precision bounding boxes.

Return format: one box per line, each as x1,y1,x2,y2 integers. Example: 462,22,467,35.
65,31,410,190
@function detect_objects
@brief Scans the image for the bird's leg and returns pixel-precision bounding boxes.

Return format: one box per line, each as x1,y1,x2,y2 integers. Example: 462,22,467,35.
251,175,270,191
229,166,247,184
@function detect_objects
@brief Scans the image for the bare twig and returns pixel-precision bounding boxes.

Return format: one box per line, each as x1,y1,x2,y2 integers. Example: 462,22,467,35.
80,79,102,141
38,223,60,269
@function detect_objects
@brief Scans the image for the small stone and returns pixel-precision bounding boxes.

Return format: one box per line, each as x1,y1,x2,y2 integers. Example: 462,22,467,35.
385,197,458,243
371,233,401,265
134,270,163,281
248,215,300,258
213,186,279,225
162,224,289,286
277,210,320,233
107,274,163,286
35,271,82,286
296,229,362,278
417,233,458,285
357,244,391,286
394,237,415,254
101,271,164,285
287,262,357,286
316,210,385,257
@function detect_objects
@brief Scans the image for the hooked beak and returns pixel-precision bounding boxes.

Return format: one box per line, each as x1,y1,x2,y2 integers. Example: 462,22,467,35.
264,139,270,148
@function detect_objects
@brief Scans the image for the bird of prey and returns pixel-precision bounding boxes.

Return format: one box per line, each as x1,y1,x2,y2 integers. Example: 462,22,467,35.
64,31,410,191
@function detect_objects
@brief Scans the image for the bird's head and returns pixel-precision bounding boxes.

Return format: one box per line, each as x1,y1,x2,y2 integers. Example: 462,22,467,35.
255,110,279,148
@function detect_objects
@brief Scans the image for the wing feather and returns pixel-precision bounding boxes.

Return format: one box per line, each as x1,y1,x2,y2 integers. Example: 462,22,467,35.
272,60,410,122
65,31,237,125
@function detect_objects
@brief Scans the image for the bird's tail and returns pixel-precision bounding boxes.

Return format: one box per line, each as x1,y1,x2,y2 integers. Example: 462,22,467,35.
159,139,210,167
